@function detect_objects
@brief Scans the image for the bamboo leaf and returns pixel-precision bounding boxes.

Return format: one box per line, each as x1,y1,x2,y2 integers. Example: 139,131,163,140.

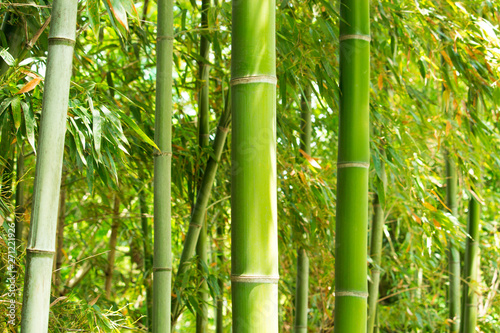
0,97,15,117
21,102,35,154
11,97,21,130
105,0,128,31
0,47,15,66
87,0,101,36
120,114,159,150
16,77,42,95
88,96,102,159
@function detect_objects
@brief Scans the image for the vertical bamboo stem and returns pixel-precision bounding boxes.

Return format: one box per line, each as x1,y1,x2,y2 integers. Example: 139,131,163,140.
54,175,67,296
335,0,370,331
460,198,480,333
105,195,120,299
153,0,173,331
231,0,278,331
367,157,386,333
20,1,77,331
14,150,25,252
139,182,153,330
294,85,312,333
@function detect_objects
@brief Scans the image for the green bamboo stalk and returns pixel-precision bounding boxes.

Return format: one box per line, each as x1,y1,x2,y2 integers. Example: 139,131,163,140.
215,218,224,333
54,175,67,296
171,92,231,325
14,150,25,252
138,182,153,330
459,198,481,333
20,1,77,331
367,159,386,333
294,248,309,333
334,0,370,331
105,195,120,299
446,154,461,332
153,0,173,330
294,86,312,333
231,0,278,331
196,1,211,330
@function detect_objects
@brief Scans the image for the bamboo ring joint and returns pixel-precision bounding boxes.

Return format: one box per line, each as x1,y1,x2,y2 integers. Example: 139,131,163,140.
157,36,174,41
231,274,280,284
339,34,371,42
335,290,369,298
153,267,172,272
153,150,172,157
337,161,370,169
27,248,56,256
230,75,277,86
48,37,76,47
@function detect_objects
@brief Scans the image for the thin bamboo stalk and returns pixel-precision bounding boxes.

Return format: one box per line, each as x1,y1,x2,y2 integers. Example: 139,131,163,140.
446,146,460,333
196,1,211,330
153,0,173,331
15,150,25,252
54,175,67,296
171,92,231,325
139,183,153,330
105,195,120,299
20,1,77,331
367,158,386,333
294,85,312,333
334,0,370,331
231,0,278,331
460,198,480,333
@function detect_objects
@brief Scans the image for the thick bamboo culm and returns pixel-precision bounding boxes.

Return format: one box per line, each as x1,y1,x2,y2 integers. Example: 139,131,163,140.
20,1,78,331
294,86,312,333
334,0,370,331
153,0,173,331
367,158,386,333
231,0,278,332
459,198,480,333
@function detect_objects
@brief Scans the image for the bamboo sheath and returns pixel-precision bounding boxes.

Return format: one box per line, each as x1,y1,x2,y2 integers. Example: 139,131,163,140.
460,198,480,333
153,0,173,331
334,0,370,332
20,1,77,332
231,1,278,332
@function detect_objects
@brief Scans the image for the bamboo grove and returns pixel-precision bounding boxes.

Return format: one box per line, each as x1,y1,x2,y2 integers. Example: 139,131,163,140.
0,0,499,332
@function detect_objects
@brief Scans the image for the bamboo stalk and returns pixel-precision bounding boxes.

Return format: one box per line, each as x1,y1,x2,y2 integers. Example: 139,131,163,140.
334,0,370,331
14,150,25,252
153,0,173,331
138,182,153,330
171,92,231,325
446,155,460,333
20,1,77,331
294,85,312,333
231,0,278,331
54,175,67,296
460,198,481,333
367,158,386,333
196,1,211,330
105,195,120,299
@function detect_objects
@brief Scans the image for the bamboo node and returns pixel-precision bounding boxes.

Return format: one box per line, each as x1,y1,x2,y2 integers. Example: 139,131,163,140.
230,75,277,86
231,274,279,284
218,126,229,133
153,150,172,157
339,34,371,42
334,290,369,298
153,267,173,272
27,248,56,256
295,325,307,329
48,37,76,47
189,223,203,228
157,36,174,41
337,161,370,169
